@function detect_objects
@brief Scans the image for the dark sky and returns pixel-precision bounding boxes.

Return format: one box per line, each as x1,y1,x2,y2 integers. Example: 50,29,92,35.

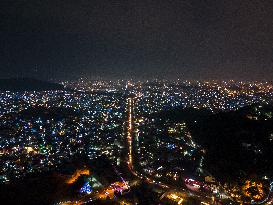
0,0,273,80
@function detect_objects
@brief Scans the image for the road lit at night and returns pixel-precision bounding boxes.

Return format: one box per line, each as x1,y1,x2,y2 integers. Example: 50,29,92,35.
127,98,133,169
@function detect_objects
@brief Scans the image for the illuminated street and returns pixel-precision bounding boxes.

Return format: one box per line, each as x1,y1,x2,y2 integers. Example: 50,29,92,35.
127,97,133,170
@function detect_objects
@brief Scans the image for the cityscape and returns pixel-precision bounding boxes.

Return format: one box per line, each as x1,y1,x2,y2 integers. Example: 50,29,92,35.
0,79,272,204
1,0,273,204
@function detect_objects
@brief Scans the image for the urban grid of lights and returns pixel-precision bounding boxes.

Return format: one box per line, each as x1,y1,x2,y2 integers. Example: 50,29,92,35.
0,79,272,204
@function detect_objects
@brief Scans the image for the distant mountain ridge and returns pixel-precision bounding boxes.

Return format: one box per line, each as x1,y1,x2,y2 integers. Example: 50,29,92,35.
0,78,64,91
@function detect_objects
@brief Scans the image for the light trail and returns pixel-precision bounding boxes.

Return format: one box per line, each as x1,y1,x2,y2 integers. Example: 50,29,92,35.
125,96,170,189
127,98,133,169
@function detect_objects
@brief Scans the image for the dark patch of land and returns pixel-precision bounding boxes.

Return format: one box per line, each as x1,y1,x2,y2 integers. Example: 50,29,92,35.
151,106,212,122
0,156,122,205
0,78,64,91
0,172,68,205
155,104,273,183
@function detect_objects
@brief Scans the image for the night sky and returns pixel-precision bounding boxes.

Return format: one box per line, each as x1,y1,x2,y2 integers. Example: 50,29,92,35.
0,0,273,80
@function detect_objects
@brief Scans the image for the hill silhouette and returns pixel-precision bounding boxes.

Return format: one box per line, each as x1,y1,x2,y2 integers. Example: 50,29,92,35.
0,78,64,91
155,104,273,182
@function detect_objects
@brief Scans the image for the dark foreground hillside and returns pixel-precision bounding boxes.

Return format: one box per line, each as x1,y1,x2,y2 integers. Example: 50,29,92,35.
156,104,273,183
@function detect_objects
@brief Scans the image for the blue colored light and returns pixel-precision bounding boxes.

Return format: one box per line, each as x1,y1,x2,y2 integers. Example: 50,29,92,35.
80,182,92,194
